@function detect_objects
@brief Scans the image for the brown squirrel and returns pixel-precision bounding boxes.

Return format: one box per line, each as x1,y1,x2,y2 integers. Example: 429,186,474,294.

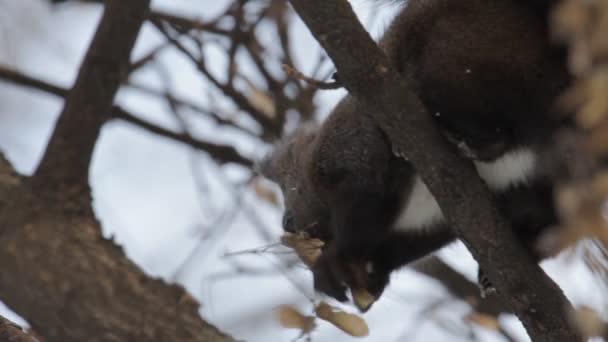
261,0,571,306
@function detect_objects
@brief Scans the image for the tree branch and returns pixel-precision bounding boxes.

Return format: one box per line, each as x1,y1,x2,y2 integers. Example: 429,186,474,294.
0,1,235,340
149,10,231,36
32,0,147,188
0,315,39,342
113,107,254,167
150,19,283,138
0,65,254,168
0,65,66,97
287,0,579,340
412,256,505,317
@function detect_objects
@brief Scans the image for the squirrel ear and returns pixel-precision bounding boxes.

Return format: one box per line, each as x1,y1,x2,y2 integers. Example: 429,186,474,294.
256,153,277,182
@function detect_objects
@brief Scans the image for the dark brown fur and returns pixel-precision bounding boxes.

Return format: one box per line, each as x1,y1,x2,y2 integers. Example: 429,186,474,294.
262,0,570,303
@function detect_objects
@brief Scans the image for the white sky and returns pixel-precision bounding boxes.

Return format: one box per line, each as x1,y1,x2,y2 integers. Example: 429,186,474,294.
0,1,606,341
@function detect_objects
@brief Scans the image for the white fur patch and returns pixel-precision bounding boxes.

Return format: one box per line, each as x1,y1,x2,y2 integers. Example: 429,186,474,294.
393,176,444,232
392,148,538,232
474,148,537,191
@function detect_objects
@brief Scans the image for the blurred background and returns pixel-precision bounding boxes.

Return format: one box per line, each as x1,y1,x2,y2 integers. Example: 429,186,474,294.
0,0,606,341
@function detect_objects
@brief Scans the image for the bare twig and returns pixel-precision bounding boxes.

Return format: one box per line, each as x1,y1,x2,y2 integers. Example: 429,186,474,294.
0,65,67,97
151,19,282,138
149,10,231,36
125,81,257,137
282,64,341,90
128,42,171,72
0,64,254,168
113,107,254,167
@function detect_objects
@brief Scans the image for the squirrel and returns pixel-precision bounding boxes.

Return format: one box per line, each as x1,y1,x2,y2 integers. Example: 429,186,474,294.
261,0,571,306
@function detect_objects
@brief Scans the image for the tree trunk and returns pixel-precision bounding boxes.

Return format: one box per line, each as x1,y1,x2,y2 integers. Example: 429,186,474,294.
0,1,235,341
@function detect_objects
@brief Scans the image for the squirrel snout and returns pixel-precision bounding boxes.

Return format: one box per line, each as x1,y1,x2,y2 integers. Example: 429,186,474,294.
282,212,296,233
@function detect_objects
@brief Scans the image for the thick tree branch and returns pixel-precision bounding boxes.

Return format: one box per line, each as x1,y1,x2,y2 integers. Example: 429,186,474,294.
288,0,579,340
33,0,148,188
0,153,22,189
113,107,254,167
0,65,254,168
0,1,235,341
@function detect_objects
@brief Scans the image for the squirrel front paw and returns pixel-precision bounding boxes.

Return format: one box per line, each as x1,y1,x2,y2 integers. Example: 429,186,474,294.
312,247,350,302
312,247,389,311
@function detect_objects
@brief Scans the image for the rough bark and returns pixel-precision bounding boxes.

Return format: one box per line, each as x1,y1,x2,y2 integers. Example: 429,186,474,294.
0,315,39,342
287,0,580,340
0,1,234,341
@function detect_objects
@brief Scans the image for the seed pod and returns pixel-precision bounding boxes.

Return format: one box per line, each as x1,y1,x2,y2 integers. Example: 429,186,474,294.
315,302,369,337
275,305,316,333
465,312,500,330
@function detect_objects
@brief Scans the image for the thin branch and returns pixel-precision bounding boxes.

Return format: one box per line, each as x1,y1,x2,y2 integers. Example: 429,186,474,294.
113,107,254,168
222,242,286,258
0,64,67,97
151,19,282,138
128,42,170,73
287,0,579,340
32,0,148,188
282,64,341,90
412,256,505,317
149,10,231,36
0,63,254,168
125,81,257,137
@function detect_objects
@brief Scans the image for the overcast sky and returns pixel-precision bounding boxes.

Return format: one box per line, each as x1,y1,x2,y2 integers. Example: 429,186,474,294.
0,1,606,341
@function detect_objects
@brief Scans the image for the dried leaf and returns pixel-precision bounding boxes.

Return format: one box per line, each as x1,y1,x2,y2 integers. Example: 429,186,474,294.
556,79,589,115
552,0,593,73
552,174,608,251
275,305,316,333
252,177,280,206
569,305,606,338
577,68,608,128
465,312,500,331
281,232,324,267
248,84,276,119
552,0,590,42
590,4,608,60
315,302,369,337
587,120,608,157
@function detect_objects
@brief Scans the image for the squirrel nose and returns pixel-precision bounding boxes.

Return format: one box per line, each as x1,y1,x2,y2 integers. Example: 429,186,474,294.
282,212,296,233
